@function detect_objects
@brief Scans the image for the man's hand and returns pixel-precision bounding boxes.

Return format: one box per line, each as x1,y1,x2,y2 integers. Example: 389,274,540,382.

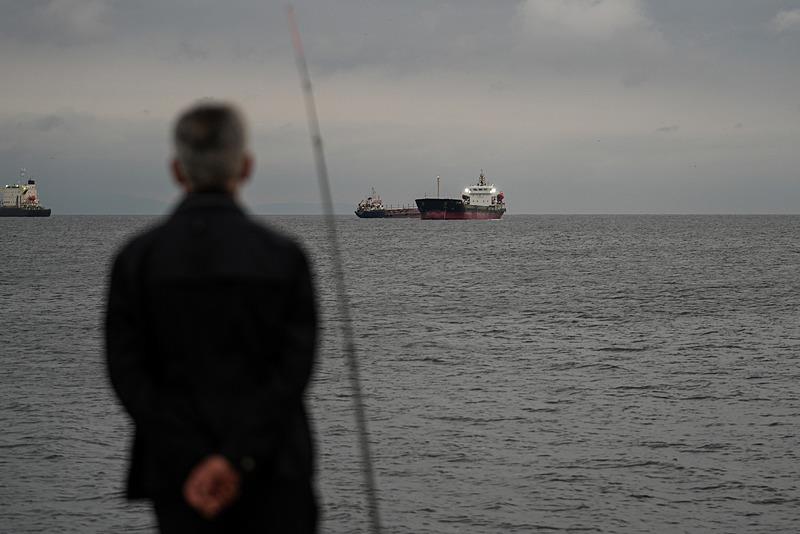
183,455,241,519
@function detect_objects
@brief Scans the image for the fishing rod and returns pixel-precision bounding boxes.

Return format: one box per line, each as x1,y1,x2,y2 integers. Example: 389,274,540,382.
287,6,383,533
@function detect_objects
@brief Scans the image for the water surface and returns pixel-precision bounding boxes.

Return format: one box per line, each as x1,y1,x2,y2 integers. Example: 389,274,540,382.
1,214,798,532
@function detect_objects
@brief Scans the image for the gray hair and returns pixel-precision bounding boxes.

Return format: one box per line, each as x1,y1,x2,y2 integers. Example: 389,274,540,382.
173,102,247,192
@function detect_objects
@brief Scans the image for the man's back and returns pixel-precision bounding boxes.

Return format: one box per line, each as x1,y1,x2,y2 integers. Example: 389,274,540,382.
106,192,317,531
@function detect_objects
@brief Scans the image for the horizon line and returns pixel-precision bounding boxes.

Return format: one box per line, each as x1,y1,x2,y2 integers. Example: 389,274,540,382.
41,212,800,217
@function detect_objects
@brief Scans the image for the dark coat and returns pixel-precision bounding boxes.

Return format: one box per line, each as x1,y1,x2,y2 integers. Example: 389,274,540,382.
105,193,316,502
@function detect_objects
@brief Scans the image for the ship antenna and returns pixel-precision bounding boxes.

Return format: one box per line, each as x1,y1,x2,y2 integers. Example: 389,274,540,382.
287,7,383,534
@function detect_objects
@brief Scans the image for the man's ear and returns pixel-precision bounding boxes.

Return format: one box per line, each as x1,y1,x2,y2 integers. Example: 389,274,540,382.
171,158,192,192
239,153,254,185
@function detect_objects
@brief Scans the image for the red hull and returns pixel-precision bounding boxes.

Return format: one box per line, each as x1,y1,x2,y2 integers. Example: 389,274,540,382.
419,210,504,220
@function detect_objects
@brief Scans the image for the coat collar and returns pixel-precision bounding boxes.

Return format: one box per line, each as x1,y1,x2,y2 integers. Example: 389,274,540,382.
173,192,245,215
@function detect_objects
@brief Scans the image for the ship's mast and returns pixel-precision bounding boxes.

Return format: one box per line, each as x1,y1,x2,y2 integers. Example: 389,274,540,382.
436,175,440,198
478,169,486,186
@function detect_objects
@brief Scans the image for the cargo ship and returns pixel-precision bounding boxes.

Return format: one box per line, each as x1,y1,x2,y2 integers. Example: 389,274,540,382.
415,171,505,220
355,188,419,218
1,170,51,217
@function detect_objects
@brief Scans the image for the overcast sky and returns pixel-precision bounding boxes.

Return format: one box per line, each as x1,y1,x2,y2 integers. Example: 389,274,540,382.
1,0,798,214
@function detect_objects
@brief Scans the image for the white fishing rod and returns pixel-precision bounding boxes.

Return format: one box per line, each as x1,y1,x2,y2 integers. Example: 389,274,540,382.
287,6,383,533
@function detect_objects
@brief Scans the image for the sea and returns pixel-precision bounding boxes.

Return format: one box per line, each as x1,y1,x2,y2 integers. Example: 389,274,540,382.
1,214,798,533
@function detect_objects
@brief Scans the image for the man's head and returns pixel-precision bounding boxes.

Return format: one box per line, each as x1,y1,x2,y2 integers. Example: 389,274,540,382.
172,102,253,194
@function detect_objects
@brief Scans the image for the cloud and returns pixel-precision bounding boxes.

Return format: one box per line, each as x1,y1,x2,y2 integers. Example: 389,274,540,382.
517,0,667,88
175,40,211,62
41,0,110,37
771,9,800,33
32,115,67,132
522,0,648,40
1,1,800,213
0,0,111,45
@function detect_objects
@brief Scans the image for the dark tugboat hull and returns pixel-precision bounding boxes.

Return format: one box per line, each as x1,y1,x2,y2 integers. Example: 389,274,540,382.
0,207,51,217
414,198,504,220
355,209,386,218
355,208,419,218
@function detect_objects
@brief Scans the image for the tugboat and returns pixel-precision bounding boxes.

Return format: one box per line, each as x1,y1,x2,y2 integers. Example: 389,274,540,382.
0,169,52,217
415,171,505,220
355,188,418,218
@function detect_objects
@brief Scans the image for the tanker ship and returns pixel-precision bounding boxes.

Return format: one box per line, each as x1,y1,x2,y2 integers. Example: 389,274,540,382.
1,170,52,217
415,171,505,220
355,188,419,218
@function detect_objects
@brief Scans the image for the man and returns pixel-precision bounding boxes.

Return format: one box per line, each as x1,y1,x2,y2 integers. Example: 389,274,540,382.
105,103,318,532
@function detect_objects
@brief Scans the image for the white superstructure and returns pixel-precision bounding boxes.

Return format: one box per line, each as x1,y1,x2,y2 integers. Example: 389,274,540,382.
356,187,385,212
2,170,42,208
461,170,503,207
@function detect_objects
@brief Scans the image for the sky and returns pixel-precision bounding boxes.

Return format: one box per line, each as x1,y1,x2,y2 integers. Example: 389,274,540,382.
1,0,798,214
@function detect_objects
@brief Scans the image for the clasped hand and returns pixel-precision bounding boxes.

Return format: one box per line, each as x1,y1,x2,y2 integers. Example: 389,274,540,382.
183,455,241,519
